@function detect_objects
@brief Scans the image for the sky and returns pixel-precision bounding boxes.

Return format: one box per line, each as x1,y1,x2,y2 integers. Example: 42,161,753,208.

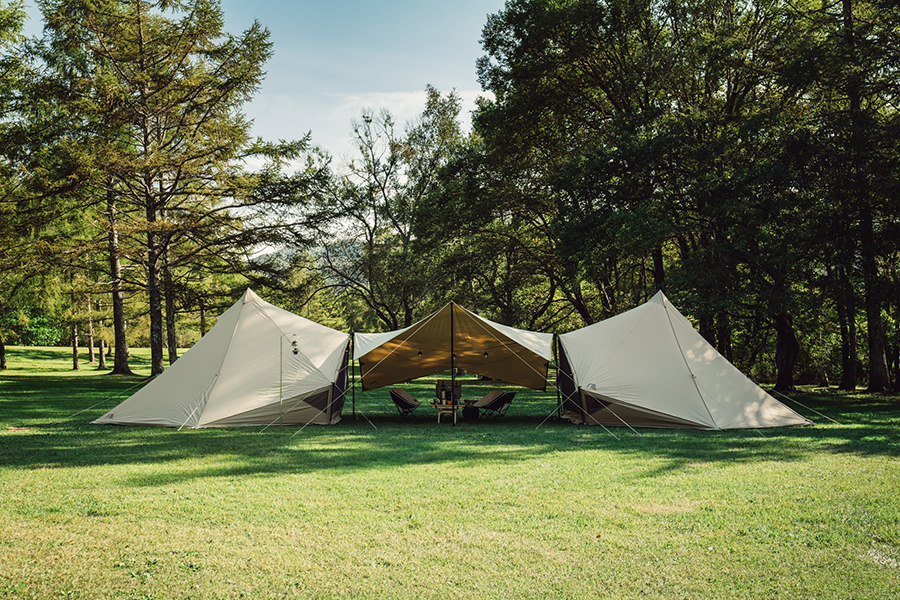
21,0,506,164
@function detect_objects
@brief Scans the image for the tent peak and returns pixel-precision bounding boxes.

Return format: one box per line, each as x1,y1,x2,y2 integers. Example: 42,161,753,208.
648,290,667,304
241,288,261,304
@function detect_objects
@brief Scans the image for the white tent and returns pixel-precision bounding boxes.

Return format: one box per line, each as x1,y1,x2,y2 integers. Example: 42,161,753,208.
354,302,554,391
93,289,351,428
557,291,811,429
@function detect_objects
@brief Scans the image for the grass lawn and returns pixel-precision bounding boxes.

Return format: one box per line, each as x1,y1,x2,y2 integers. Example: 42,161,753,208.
1,345,899,599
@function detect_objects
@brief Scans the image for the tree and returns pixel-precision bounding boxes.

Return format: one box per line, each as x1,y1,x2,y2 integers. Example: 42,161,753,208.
0,0,26,370
310,86,464,329
37,0,277,374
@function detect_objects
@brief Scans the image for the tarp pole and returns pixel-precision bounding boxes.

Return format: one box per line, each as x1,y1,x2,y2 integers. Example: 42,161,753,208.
450,303,456,424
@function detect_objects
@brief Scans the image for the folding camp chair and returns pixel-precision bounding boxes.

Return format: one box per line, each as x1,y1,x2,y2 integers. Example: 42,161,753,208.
389,388,421,417
472,390,515,418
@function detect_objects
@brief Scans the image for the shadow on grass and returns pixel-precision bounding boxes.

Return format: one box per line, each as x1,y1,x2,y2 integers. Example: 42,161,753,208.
2,374,898,485
1,346,154,374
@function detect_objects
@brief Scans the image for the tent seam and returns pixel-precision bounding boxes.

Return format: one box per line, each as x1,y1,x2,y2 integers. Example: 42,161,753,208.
193,295,257,427
661,295,719,429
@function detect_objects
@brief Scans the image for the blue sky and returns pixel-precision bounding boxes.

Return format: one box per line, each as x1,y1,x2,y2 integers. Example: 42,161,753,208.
22,0,505,163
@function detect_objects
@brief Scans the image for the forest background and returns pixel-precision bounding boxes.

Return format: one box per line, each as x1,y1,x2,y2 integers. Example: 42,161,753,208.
1,0,898,393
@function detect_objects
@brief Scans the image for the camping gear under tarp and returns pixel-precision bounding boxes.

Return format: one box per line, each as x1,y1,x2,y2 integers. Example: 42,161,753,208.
557,291,811,430
93,289,350,428
354,302,553,391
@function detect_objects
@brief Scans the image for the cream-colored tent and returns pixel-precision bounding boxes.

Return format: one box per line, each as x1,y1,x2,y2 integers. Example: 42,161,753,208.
557,291,811,429
354,302,553,391
93,289,350,428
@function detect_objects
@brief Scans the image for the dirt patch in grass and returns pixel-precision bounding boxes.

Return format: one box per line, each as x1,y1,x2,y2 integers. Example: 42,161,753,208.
866,547,900,569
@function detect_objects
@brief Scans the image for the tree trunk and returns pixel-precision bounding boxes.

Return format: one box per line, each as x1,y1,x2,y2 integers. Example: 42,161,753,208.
98,338,107,370
652,244,665,293
146,183,165,376
87,297,95,364
843,0,889,391
0,333,6,370
698,312,716,347
861,206,890,391
163,254,178,365
887,342,898,391
107,183,133,375
716,311,733,362
773,313,799,391
836,273,858,390
891,296,900,392
71,323,80,371
199,297,207,336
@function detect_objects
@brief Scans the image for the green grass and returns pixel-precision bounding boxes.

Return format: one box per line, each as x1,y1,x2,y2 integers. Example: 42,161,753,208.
1,346,899,599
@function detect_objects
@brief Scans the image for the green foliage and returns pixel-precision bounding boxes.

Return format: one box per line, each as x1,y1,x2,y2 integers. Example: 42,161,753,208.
301,86,466,330
0,306,66,346
462,0,900,388
2,0,899,392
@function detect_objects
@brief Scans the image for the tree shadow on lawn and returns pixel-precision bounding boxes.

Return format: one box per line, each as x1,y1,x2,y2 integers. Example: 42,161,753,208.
1,399,897,487
3,374,897,484
0,375,149,422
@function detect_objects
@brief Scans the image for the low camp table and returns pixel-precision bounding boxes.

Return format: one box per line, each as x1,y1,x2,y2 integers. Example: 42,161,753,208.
431,401,459,424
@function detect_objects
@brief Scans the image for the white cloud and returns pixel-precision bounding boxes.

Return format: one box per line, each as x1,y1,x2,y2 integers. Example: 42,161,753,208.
243,89,492,169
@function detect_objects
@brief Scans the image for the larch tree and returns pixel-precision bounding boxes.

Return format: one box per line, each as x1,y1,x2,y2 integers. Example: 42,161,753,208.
38,0,275,374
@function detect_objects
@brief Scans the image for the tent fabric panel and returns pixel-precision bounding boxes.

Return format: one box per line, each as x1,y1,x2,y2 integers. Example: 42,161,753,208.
662,293,811,428
201,387,334,427
357,302,551,391
329,341,351,420
568,391,712,429
558,300,654,389
557,342,581,419
198,295,344,427
91,298,244,428
662,296,811,429
257,293,350,376
560,297,716,428
197,301,330,426
358,305,453,390
469,311,554,360
354,327,413,360
558,291,810,430
451,304,548,390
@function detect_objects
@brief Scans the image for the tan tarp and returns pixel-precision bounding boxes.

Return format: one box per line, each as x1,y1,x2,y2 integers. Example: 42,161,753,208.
558,291,812,430
93,289,350,428
354,302,553,391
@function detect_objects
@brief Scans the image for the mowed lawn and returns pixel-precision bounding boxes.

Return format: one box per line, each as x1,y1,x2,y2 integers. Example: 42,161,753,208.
1,347,899,599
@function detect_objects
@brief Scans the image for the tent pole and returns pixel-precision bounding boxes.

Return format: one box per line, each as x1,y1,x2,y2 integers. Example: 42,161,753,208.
279,336,283,426
350,333,356,421
555,336,561,421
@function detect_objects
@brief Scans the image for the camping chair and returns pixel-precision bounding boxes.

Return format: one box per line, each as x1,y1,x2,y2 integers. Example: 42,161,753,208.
389,388,421,417
472,390,515,418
